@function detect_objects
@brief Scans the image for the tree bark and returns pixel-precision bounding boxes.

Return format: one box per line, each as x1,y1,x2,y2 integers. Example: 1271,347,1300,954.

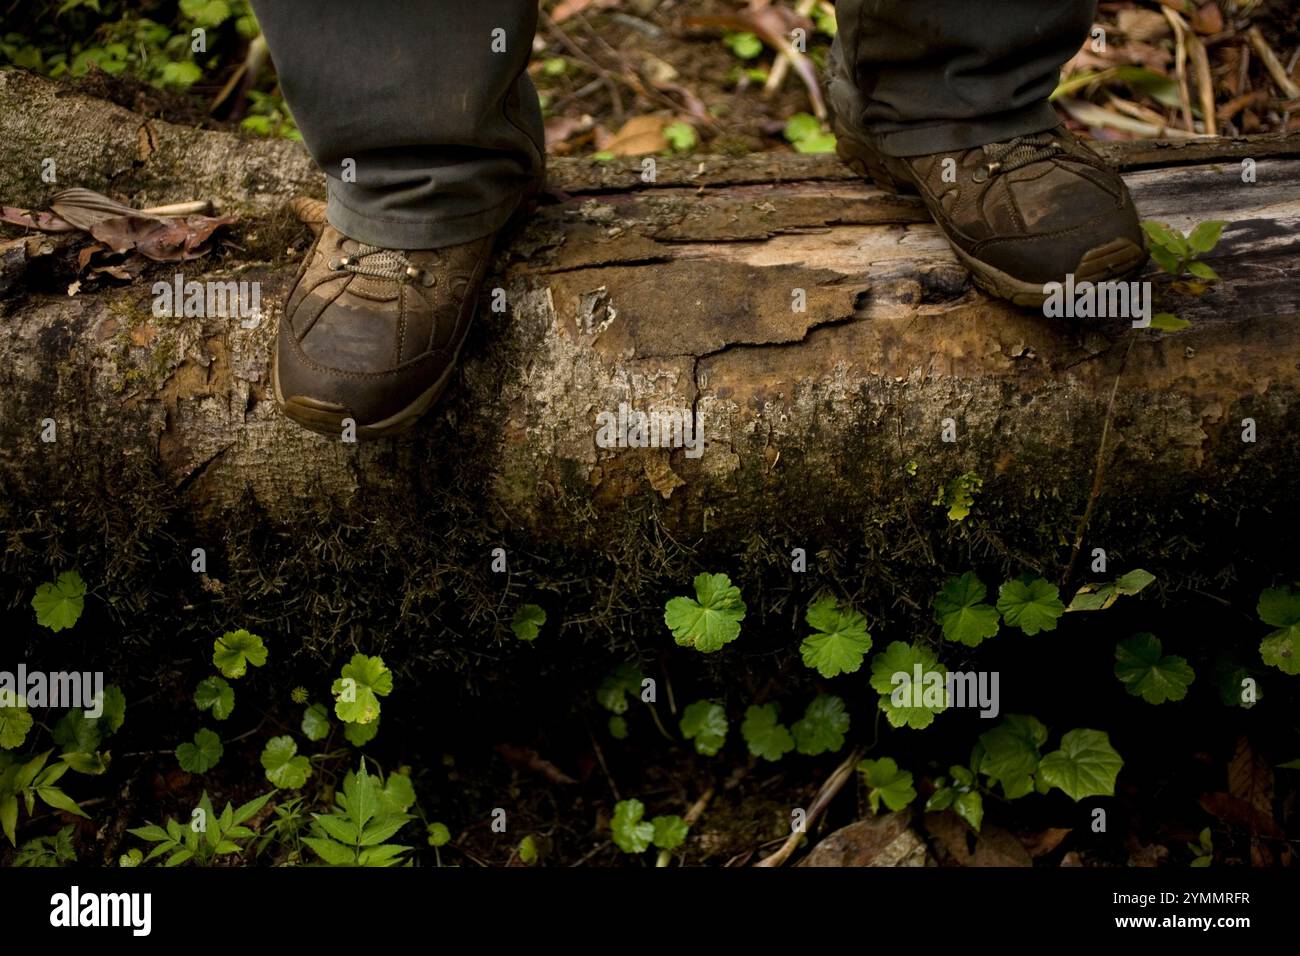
2,69,1300,556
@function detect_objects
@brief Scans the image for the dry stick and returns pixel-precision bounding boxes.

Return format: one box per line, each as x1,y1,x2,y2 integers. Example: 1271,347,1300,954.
541,11,625,124
1163,7,1196,133
754,745,864,867
764,0,818,98
1247,26,1300,99
1060,331,1139,589
1189,31,1218,136
139,201,214,217
655,786,715,867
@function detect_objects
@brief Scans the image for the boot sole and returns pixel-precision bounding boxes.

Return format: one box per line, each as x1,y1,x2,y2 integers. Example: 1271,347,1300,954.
273,189,539,441
834,123,1149,308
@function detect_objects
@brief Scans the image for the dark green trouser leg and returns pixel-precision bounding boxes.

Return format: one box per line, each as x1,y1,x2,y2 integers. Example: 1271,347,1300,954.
830,0,1097,156
251,0,544,249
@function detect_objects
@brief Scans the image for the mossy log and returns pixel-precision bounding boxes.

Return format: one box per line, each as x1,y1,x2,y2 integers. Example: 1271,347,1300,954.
2,69,1299,672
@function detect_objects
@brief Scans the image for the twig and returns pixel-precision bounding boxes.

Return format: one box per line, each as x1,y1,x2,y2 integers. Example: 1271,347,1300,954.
1247,26,1300,99
1060,330,1138,588
1163,7,1196,133
764,0,817,99
1188,30,1218,136
754,746,863,867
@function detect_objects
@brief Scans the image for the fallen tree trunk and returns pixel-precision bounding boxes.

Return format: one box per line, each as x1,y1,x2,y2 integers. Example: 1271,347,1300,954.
2,70,1299,669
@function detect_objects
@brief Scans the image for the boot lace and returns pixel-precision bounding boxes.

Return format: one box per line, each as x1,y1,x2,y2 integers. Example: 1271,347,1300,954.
329,244,435,286
977,133,1064,178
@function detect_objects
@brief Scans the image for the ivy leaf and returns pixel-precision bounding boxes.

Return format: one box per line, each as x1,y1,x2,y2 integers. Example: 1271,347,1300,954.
799,596,872,677
740,703,794,761
791,694,850,755
301,703,331,742
176,728,223,774
977,714,1047,799
869,641,948,730
332,654,393,724
651,815,689,851
511,604,546,642
1257,585,1300,675
212,629,267,678
261,735,311,789
1037,729,1123,801
663,573,746,653
611,799,655,854
996,576,1065,636
1114,633,1195,703
934,572,1000,647
31,571,86,632
857,757,916,814
0,696,34,749
194,676,235,721
680,700,728,756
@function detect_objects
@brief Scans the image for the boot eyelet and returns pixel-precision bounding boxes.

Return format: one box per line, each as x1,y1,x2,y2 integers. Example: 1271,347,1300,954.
972,166,989,183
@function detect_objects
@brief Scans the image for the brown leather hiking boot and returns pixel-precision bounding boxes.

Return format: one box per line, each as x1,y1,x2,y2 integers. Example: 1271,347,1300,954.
273,224,501,440
834,122,1148,307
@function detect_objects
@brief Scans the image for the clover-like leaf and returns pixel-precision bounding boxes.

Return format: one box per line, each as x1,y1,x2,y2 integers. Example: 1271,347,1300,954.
792,694,850,756
1114,633,1195,703
0,695,34,749
663,572,746,653
194,676,235,721
1257,585,1300,675
1037,729,1123,801
32,571,86,632
651,815,689,851
212,629,267,679
740,703,794,762
858,757,916,814
301,702,331,742
344,716,379,747
511,604,546,642
332,653,393,724
611,798,655,854
52,710,100,755
680,699,728,756
799,596,872,678
934,572,1000,647
261,735,311,789
977,714,1047,799
596,663,643,714
427,822,451,847
176,728,223,774
996,576,1065,636
869,641,948,730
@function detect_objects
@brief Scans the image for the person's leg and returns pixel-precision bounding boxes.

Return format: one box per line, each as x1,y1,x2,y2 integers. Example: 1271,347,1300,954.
828,0,1146,308
253,1,544,439
253,0,544,249
830,0,1095,157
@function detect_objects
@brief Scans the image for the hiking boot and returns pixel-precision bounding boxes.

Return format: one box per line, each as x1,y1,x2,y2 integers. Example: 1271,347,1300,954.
833,122,1148,307
272,224,503,440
